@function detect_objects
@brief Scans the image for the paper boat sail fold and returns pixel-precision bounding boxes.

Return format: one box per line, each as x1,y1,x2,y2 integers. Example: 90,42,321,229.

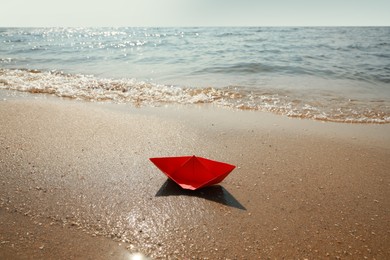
150,155,236,190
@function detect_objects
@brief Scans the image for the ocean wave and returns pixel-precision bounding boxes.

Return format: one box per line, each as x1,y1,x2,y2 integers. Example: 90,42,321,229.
2,27,389,86
196,63,277,74
1,68,389,124
215,32,253,37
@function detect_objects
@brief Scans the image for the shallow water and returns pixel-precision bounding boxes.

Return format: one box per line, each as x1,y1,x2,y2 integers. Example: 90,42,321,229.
1,27,390,123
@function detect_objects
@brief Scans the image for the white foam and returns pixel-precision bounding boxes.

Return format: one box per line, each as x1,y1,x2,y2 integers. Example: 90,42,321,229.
1,68,389,124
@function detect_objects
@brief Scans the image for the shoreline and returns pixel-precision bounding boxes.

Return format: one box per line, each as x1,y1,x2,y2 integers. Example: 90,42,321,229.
2,68,390,124
1,92,389,259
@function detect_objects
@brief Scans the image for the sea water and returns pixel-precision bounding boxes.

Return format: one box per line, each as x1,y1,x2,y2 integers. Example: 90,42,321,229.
1,27,389,123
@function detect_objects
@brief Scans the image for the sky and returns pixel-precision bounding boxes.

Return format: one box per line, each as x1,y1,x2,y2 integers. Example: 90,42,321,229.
1,0,389,27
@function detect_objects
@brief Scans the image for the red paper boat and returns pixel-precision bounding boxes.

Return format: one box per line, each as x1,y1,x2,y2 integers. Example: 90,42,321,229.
150,155,236,190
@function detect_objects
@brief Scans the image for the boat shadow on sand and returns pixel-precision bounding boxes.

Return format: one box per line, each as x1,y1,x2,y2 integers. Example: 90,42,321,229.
155,179,246,210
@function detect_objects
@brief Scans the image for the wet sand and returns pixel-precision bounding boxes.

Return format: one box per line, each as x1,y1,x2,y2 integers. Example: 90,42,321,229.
1,94,390,259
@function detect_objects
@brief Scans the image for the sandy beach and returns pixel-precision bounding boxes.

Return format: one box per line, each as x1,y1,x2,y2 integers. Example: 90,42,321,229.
1,92,389,259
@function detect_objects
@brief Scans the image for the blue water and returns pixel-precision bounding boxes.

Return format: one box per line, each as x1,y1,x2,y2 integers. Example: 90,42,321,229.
1,27,390,123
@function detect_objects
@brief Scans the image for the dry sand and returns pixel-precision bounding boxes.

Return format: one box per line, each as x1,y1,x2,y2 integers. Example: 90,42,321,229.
1,92,390,259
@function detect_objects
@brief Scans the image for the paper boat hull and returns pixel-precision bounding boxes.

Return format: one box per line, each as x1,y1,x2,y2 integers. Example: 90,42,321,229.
150,156,236,190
